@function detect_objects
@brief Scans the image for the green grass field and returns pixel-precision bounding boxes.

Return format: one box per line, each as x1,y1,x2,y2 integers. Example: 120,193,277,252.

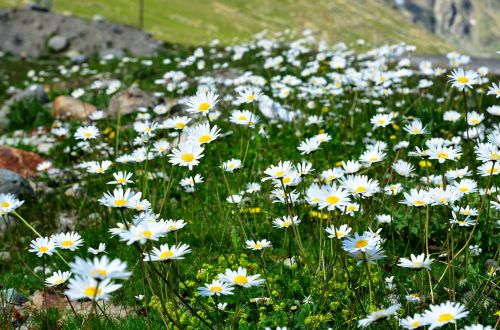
0,0,452,53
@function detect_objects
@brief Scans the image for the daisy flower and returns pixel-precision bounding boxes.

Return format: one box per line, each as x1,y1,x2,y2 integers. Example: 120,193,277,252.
297,137,321,155
359,149,386,165
237,87,263,103
370,113,392,128
86,160,112,174
400,314,424,329
404,119,427,135
222,158,242,172
218,267,265,288
53,232,84,251
99,188,142,209
230,109,260,127
400,189,432,207
143,243,192,261
487,82,500,98
340,175,379,198
88,243,106,255
169,142,205,170
358,304,400,328
107,171,133,185
186,90,219,115
0,193,24,215
448,68,478,90
164,116,191,130
427,145,461,163
28,236,56,257
45,270,72,287
164,219,187,232
398,253,433,270
74,125,100,140
325,224,352,239
245,239,272,250
421,301,469,329
65,276,122,301
198,280,234,296
186,123,221,145
272,215,301,229
342,232,378,253
70,256,130,280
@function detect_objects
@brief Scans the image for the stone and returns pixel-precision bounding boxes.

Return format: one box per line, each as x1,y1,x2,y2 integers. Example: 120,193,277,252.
47,35,68,52
99,48,125,59
0,146,44,178
52,95,96,120
0,84,48,129
0,169,34,197
108,87,157,116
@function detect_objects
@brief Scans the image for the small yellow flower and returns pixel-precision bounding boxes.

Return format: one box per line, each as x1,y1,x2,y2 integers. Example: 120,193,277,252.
392,123,400,130
390,135,397,140
419,160,432,168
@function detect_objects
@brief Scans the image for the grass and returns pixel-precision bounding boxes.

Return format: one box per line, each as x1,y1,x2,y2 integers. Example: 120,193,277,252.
0,33,498,329
0,0,452,53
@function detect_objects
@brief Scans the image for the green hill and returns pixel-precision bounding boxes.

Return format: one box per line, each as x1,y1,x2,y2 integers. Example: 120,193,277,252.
0,0,452,53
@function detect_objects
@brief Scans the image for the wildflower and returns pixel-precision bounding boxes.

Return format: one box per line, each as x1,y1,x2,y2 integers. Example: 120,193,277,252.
198,280,234,296
70,256,130,280
238,87,263,103
169,142,205,170
0,193,24,215
186,90,219,115
448,68,478,90
341,175,379,198
398,253,433,270
75,125,100,140
28,237,56,257
400,314,424,329
222,159,242,172
65,276,122,301
53,232,84,251
486,82,500,98
400,189,432,207
245,239,272,250
86,160,112,174
370,113,392,128
99,188,142,209
342,232,378,253
404,119,427,135
45,270,72,287
325,224,352,239
164,116,191,130
219,267,265,288
273,215,301,229
421,301,469,329
107,171,133,185
358,304,400,328
187,123,221,145
143,243,192,261
230,109,260,127
427,145,461,163
88,243,106,255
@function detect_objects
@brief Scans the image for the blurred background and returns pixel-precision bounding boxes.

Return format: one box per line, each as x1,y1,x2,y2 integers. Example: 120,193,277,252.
0,0,499,57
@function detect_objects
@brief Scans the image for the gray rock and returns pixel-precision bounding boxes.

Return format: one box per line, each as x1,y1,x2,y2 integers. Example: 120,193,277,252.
99,48,125,60
0,84,48,129
47,35,68,52
0,8,163,58
0,169,34,197
108,87,157,116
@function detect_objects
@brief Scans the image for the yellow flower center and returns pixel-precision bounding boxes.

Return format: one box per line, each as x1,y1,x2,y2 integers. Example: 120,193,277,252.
233,275,248,285
181,153,195,162
414,200,425,206
275,170,284,177
61,240,73,247
199,135,212,143
437,152,449,159
84,286,102,298
283,220,292,227
168,225,177,231
355,186,366,193
175,122,186,129
355,240,368,248
282,177,291,184
83,132,93,137
336,231,344,238
253,243,262,249
457,76,469,84
238,115,247,121
437,313,454,322
117,178,126,183
411,321,420,327
160,250,174,259
39,246,49,253
412,129,420,134
491,153,500,160
54,279,63,285
471,119,479,124
143,230,152,238
198,102,210,112
369,157,378,162
1,202,10,208
114,199,127,207
377,120,386,125
326,195,340,205
247,95,256,101
459,187,469,193
209,286,223,293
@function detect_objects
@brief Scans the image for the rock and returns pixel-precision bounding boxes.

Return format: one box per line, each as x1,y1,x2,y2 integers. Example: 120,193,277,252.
1,288,27,306
99,48,125,60
0,169,34,197
0,146,44,178
0,84,49,129
52,95,96,120
47,35,68,52
66,50,87,64
108,87,157,116
0,8,163,58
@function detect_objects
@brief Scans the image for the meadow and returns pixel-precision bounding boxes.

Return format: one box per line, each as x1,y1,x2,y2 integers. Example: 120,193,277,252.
0,31,499,329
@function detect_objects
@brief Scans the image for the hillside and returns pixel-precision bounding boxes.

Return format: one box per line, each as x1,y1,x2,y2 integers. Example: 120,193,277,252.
0,0,453,53
393,0,500,56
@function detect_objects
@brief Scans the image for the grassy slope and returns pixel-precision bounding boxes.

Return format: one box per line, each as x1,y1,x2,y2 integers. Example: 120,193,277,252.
0,0,451,53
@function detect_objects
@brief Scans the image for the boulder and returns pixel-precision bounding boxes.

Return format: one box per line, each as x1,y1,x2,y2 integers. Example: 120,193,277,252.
0,146,44,178
0,169,34,197
108,87,157,116
47,35,68,52
52,95,96,120
0,84,48,129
